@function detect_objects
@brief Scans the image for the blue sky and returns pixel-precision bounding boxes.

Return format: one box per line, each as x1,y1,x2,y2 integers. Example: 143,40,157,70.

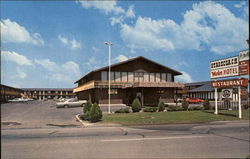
1,0,249,88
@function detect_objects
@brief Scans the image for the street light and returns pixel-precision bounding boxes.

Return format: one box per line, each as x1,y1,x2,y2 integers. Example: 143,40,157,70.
104,42,113,114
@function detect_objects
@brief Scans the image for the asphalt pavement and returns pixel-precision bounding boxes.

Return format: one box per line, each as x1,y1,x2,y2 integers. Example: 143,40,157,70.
1,100,249,158
1,100,127,129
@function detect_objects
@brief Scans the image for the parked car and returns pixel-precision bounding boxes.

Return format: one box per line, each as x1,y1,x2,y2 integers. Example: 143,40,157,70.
56,98,87,108
186,98,204,104
58,98,66,102
175,98,183,103
8,98,28,103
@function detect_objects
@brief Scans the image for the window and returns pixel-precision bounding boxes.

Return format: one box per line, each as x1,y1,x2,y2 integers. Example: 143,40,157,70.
101,71,108,81
167,73,172,82
115,72,121,82
108,89,118,94
150,73,155,82
121,72,128,82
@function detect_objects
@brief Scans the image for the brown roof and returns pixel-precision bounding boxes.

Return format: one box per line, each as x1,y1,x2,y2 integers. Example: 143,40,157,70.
75,56,182,84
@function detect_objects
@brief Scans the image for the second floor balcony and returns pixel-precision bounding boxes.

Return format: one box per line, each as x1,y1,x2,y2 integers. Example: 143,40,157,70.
73,80,184,93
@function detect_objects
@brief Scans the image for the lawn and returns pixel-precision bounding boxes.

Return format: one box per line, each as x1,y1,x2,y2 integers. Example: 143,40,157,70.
101,110,249,125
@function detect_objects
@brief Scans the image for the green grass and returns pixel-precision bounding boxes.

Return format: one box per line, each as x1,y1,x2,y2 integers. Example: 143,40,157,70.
101,110,249,125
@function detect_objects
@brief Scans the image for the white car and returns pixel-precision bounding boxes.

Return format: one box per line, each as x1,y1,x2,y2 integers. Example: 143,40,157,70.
8,98,28,103
56,98,87,108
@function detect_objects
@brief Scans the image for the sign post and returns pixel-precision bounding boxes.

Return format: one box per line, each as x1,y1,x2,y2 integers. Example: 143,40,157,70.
210,50,249,118
238,86,242,119
214,87,218,115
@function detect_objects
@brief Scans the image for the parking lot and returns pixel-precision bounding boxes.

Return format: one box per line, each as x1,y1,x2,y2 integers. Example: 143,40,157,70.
1,100,127,129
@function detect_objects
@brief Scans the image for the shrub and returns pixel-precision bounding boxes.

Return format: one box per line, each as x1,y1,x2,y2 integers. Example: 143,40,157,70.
132,98,141,112
158,101,165,112
88,103,102,122
143,107,158,112
167,105,182,111
84,100,92,114
181,101,189,111
188,106,204,111
243,104,249,109
203,100,211,110
115,107,130,113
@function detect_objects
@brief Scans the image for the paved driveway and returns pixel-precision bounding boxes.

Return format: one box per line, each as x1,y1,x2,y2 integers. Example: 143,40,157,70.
1,100,83,129
1,100,128,129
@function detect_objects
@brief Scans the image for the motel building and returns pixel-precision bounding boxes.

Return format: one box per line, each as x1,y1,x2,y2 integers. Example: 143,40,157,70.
22,88,76,100
0,84,24,103
73,56,184,106
177,79,249,102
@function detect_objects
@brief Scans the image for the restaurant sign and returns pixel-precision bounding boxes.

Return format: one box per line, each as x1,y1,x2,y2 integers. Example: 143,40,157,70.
221,89,233,98
210,56,239,79
239,50,250,76
212,78,248,88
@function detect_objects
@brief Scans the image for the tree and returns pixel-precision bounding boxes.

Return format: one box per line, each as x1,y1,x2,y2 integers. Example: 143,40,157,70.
132,98,141,112
203,100,210,110
82,100,92,120
158,101,165,112
182,100,189,111
89,103,102,122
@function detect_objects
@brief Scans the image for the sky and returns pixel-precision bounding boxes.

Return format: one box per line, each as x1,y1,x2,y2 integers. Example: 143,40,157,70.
1,0,249,88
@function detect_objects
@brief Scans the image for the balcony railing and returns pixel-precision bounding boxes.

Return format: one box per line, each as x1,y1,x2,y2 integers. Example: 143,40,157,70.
73,80,184,93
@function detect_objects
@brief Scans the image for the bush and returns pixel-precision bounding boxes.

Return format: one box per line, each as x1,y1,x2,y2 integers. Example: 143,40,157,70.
132,98,142,112
243,104,249,109
167,105,182,111
182,101,189,111
143,107,158,112
203,100,211,110
88,103,102,122
115,107,130,113
188,106,204,111
84,100,92,114
158,101,165,112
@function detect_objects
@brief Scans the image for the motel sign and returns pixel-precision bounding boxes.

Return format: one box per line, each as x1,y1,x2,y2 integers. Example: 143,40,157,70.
210,50,249,119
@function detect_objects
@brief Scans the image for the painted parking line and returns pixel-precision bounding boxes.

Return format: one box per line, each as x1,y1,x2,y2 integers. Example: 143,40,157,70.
101,135,207,142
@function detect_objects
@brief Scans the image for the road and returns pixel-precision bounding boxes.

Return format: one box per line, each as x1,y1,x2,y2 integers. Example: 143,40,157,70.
1,101,249,158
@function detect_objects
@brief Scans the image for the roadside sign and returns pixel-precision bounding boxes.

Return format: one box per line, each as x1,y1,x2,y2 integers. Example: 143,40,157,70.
211,78,248,88
239,50,250,76
221,89,233,98
210,56,239,79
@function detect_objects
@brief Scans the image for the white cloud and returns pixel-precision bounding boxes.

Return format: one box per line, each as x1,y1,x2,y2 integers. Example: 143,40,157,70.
110,16,124,26
77,1,135,27
1,19,44,45
71,39,82,49
112,54,128,63
58,35,82,50
92,46,100,52
234,1,246,8
35,58,81,83
120,17,175,52
16,67,27,79
126,5,135,18
34,59,59,71
77,1,125,15
120,1,248,54
1,51,32,66
58,35,68,45
175,71,193,83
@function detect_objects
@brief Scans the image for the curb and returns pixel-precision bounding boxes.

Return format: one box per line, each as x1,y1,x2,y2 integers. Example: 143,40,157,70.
75,114,93,126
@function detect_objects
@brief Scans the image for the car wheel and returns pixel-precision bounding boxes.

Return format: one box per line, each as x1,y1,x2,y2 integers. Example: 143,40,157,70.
64,105,69,108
